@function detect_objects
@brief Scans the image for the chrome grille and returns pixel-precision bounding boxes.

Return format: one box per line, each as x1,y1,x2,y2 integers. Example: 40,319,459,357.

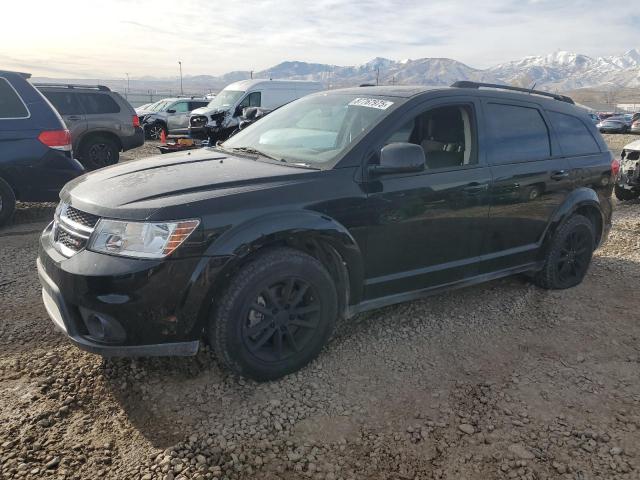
52,203,99,257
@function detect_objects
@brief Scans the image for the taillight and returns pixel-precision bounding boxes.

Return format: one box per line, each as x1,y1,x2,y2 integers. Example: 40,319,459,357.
38,129,71,151
132,115,140,128
611,157,621,177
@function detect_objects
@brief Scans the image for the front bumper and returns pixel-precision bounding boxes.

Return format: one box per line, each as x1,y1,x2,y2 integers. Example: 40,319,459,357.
36,224,228,357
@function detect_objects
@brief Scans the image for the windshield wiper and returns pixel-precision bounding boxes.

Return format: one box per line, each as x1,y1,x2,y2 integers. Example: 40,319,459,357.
228,146,283,162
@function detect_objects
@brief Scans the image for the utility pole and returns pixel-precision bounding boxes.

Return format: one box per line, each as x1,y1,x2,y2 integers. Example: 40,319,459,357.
376,67,380,86
125,73,130,99
178,61,183,95
250,70,253,79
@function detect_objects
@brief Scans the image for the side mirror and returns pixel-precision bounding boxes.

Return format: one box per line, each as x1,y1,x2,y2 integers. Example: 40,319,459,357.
369,143,425,176
166,109,176,114
234,105,244,117
242,107,258,120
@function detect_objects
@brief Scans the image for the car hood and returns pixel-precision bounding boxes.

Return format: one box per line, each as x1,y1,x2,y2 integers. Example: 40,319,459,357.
61,148,316,220
624,139,640,151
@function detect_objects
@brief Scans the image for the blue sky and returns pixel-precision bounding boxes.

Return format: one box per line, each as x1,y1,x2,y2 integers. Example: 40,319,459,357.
2,0,638,78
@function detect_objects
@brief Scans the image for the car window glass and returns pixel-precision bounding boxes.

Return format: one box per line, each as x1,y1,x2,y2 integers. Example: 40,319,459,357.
239,92,261,108
548,111,600,156
41,91,84,115
0,78,29,119
171,102,189,113
189,101,207,110
77,93,120,114
383,104,476,169
485,103,550,164
295,105,347,131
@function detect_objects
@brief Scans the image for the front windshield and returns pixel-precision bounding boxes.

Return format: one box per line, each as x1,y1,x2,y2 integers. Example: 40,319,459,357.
148,100,170,112
222,93,399,168
207,90,245,109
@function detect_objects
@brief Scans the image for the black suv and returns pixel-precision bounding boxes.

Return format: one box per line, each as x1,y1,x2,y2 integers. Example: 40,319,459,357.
35,84,144,170
0,71,84,226
37,82,614,380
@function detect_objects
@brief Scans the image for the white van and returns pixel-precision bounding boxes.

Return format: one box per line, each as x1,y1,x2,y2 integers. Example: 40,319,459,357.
188,79,323,140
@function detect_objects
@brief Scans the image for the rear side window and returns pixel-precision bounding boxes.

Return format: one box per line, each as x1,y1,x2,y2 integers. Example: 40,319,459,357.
485,103,550,164
77,93,120,114
0,78,29,119
41,91,84,115
547,111,600,156
170,101,189,113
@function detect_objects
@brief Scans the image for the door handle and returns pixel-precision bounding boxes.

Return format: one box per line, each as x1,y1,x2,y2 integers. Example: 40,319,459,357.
550,170,570,180
67,115,82,121
462,183,488,194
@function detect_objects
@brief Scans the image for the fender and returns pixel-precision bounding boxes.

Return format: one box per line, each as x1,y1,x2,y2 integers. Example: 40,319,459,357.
539,187,605,257
206,209,365,305
76,128,123,153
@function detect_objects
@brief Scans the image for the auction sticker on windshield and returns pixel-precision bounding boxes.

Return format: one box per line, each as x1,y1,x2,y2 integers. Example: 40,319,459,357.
348,98,394,110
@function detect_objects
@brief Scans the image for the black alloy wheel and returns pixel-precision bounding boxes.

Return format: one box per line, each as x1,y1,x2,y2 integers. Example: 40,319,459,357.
242,278,321,363
79,136,119,170
147,123,166,140
209,247,337,381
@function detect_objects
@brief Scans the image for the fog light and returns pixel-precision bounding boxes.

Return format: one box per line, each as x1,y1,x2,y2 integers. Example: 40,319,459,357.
79,308,126,344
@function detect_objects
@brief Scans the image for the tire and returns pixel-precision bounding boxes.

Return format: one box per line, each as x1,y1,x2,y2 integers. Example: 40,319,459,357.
522,185,542,202
0,177,16,227
146,123,167,140
534,214,595,290
78,136,120,170
614,184,639,201
209,247,338,381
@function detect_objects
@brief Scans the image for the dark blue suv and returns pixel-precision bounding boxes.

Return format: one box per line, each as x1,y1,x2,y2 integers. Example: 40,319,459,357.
0,70,84,226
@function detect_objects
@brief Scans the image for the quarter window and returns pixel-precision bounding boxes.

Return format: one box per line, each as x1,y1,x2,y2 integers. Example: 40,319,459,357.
383,104,476,169
77,93,121,114
485,103,550,164
0,78,28,119
548,111,600,156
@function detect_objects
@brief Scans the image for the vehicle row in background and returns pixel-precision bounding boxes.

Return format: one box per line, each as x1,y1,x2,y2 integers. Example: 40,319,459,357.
0,71,84,226
615,139,640,201
596,113,634,134
36,83,144,170
136,97,208,139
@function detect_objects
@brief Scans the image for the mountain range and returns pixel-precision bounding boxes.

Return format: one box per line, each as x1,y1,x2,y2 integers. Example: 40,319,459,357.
33,49,640,94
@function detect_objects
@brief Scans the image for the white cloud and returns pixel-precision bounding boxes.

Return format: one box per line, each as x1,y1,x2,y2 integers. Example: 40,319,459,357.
2,0,638,78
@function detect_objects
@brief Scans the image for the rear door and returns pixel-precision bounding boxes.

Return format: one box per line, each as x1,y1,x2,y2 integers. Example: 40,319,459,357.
479,99,573,272
76,92,122,140
40,90,87,145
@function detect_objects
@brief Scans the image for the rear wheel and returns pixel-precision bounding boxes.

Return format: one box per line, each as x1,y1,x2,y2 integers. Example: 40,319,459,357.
79,136,119,170
209,248,337,381
614,184,639,201
0,178,16,227
534,214,595,289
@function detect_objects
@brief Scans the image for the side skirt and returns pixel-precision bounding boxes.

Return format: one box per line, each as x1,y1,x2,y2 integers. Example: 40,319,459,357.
345,262,543,318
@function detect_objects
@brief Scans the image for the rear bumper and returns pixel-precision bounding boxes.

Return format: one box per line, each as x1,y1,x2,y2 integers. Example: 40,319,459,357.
120,127,145,152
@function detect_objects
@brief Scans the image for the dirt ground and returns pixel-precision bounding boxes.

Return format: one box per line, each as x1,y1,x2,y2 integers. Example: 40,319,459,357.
1,135,639,480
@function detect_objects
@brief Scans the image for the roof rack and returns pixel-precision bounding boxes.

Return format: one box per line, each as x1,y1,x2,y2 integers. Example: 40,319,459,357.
451,81,574,104
33,83,111,92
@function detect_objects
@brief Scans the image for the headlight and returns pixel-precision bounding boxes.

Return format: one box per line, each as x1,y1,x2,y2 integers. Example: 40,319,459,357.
89,219,200,258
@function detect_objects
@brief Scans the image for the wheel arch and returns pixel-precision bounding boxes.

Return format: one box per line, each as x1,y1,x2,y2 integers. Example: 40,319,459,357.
76,129,123,154
196,211,365,330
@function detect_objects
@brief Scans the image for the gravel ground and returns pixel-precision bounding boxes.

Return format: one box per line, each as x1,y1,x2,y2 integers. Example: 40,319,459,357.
1,137,640,480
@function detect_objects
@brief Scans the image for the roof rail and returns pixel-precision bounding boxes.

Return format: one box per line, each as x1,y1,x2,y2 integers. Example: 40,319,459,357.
33,83,111,92
451,81,574,104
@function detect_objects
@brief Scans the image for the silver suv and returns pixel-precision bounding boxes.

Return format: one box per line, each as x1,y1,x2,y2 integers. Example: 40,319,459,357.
136,97,209,139
36,84,144,170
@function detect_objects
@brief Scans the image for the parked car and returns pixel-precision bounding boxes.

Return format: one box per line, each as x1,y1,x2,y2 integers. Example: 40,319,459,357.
38,81,614,380
587,113,600,124
631,120,640,134
188,79,323,142
138,97,209,139
614,139,640,200
597,115,631,133
0,71,84,226
35,83,144,170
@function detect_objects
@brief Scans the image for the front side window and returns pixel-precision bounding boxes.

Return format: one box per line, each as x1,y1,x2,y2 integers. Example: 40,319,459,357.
383,104,476,170
189,101,208,110
239,92,261,109
170,101,189,113
0,78,28,119
77,93,120,114
223,93,401,168
548,111,600,156
41,91,83,115
485,103,550,164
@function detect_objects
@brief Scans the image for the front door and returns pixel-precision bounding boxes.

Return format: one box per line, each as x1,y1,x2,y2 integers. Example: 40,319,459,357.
166,101,190,134
361,99,492,299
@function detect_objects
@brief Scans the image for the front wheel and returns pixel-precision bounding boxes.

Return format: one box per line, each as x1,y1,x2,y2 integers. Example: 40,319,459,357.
209,248,337,381
614,184,639,201
534,214,595,289
146,123,166,140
